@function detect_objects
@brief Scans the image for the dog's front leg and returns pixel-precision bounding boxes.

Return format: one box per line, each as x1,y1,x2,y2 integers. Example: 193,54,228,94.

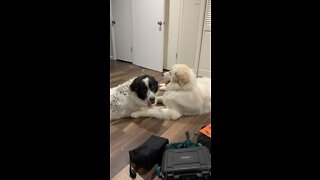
131,107,164,118
131,110,148,118
155,108,182,120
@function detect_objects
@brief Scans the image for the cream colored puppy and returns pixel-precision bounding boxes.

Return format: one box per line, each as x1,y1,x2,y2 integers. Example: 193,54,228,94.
131,64,211,120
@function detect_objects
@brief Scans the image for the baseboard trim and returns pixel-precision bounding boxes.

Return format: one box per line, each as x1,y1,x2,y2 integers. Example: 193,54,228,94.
197,69,211,78
110,56,116,60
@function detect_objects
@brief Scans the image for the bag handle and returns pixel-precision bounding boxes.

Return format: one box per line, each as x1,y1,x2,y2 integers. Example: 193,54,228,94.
129,163,137,178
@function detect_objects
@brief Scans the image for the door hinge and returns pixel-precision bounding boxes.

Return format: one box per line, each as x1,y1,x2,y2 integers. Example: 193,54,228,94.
176,53,178,59
131,47,133,52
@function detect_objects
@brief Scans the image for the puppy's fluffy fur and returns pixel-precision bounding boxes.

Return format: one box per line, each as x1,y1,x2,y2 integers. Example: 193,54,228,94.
110,75,158,120
131,64,211,120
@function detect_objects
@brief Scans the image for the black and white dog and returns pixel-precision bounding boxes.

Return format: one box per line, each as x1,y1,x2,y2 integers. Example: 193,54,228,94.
110,75,158,120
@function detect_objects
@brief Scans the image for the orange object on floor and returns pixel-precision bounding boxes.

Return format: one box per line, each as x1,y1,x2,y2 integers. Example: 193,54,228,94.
200,123,211,138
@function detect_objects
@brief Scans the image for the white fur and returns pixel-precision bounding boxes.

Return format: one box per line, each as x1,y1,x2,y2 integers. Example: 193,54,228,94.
131,64,211,120
110,77,157,121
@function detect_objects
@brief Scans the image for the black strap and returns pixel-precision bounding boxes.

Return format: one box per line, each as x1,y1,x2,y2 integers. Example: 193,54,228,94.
186,131,190,140
129,163,137,178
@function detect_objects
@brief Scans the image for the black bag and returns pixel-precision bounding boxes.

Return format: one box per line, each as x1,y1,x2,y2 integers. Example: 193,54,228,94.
129,135,169,178
160,146,211,180
197,133,211,153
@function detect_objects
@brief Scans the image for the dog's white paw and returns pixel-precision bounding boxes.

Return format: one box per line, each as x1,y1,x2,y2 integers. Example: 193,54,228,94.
159,83,166,91
131,111,141,118
159,86,166,91
131,110,148,118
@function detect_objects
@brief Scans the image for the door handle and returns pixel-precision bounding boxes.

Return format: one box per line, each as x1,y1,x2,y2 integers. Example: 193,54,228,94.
158,21,162,31
112,20,116,26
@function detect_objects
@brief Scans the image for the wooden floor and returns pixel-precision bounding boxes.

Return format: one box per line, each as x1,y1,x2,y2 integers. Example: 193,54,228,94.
110,60,211,180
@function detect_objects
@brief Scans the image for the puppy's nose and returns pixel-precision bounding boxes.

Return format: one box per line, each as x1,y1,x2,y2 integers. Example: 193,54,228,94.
149,96,155,103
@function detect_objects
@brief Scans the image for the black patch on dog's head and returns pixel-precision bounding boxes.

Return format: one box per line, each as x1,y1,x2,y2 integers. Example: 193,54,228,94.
130,75,158,100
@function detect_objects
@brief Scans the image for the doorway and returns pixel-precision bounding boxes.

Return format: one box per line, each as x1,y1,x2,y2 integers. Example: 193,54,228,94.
110,0,165,72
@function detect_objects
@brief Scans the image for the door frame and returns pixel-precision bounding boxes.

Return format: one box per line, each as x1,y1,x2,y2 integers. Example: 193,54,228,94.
193,0,207,76
130,0,135,62
110,0,117,60
111,0,165,71
165,0,182,70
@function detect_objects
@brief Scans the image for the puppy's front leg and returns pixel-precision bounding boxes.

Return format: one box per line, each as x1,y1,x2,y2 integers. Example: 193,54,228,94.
159,83,166,91
157,96,163,104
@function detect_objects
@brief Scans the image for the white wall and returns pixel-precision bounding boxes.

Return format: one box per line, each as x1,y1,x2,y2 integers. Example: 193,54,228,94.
165,0,206,70
177,0,205,69
196,0,211,78
197,31,211,77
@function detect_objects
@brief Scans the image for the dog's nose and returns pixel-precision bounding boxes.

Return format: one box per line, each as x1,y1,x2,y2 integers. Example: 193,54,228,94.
149,96,155,103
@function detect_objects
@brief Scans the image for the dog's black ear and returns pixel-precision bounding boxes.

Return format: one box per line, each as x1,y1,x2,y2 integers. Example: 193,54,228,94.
155,82,158,92
148,76,158,92
153,78,159,92
130,79,137,92
130,76,142,91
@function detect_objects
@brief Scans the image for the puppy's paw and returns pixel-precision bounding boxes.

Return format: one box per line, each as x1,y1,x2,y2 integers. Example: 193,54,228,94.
171,114,181,121
159,83,166,91
159,86,166,91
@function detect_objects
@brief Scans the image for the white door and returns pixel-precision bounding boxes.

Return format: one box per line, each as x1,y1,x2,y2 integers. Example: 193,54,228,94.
176,0,205,70
132,0,164,72
111,0,133,62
